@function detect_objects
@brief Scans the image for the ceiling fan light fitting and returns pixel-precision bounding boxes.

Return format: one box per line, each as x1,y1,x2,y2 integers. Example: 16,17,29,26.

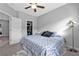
31,4,36,9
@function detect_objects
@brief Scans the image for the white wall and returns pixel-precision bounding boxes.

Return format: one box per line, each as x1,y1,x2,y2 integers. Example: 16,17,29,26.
9,17,22,44
37,4,78,32
0,3,37,37
37,3,79,49
18,12,37,36
0,12,9,20
0,3,18,37
0,3,18,17
0,4,16,37
0,12,9,36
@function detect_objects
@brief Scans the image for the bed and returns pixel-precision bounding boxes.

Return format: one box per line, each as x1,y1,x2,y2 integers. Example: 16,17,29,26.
21,32,66,56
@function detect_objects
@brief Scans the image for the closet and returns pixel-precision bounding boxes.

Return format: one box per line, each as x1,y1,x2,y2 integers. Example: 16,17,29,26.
27,21,33,35
0,20,9,37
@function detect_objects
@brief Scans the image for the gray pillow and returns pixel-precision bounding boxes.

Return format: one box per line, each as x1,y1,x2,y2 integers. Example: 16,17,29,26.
51,32,61,37
41,31,53,37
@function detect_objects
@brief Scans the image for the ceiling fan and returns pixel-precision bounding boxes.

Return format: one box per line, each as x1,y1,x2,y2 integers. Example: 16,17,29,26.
25,3,45,12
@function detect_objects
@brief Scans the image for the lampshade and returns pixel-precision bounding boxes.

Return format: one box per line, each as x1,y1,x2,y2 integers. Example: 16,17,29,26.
67,19,78,29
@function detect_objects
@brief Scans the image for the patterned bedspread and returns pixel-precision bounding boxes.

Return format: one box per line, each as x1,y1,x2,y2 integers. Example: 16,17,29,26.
21,35,65,56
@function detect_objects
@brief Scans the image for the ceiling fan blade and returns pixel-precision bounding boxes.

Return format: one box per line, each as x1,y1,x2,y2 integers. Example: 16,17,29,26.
35,3,37,4
34,9,37,12
25,6,31,9
37,5,45,9
29,3,37,4
29,3,32,4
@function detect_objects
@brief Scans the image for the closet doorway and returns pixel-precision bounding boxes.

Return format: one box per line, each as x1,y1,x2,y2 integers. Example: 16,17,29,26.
0,20,9,47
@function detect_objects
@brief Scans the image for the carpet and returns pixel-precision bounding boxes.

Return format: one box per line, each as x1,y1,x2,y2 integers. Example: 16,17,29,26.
13,49,79,56
13,50,27,56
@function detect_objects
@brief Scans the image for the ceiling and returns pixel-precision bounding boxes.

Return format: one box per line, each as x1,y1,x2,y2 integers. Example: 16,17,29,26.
8,3,66,17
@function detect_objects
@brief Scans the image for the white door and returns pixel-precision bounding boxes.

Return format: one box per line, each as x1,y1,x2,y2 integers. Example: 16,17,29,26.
9,17,22,45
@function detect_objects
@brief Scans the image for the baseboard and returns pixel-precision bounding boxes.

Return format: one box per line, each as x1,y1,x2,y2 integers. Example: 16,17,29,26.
0,36,9,37
66,45,79,51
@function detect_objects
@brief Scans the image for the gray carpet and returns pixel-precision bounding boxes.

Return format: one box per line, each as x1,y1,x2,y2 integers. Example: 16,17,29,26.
13,49,79,56
64,50,79,56
0,37,79,56
0,43,22,56
0,36,22,56
1,43,79,56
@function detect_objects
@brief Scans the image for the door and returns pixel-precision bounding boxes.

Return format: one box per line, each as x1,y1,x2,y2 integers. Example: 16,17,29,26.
27,21,33,35
9,17,22,45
